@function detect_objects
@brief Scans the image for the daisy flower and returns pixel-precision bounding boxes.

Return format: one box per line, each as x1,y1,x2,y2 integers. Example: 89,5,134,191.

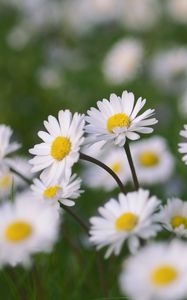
131,136,175,185
0,125,21,167
89,189,160,258
85,91,158,147
0,157,32,199
31,171,83,207
0,191,60,267
102,38,144,85
119,0,161,32
151,47,187,93
29,110,85,184
178,125,187,165
82,147,130,191
167,0,187,25
157,198,187,237
119,240,187,300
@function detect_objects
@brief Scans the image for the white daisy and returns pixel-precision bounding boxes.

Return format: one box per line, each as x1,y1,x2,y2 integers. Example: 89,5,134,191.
157,198,187,237
31,171,83,207
0,191,60,267
0,125,21,167
119,0,161,32
89,189,160,258
167,0,187,25
151,47,187,93
29,110,85,184
131,136,175,185
82,147,130,191
102,38,144,85
119,240,187,300
0,157,32,199
85,91,158,148
178,125,187,165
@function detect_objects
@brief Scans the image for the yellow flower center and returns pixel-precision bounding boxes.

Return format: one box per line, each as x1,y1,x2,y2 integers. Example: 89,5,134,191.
138,151,159,167
115,212,138,231
110,162,121,174
5,221,32,243
170,216,187,229
51,136,71,161
151,265,178,286
107,113,130,133
0,174,12,188
43,186,61,199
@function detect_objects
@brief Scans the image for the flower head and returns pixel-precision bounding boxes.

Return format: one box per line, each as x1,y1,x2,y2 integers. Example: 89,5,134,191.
178,125,187,164
31,171,83,207
29,110,85,184
85,91,158,147
131,136,175,185
157,198,187,237
0,191,60,267
89,189,160,258
0,125,20,166
119,240,187,300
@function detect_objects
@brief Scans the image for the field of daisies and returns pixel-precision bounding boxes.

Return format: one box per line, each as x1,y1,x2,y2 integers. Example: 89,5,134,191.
1,1,187,300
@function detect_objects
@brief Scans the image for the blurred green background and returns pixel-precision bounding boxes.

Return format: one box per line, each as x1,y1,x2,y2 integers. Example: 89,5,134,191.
0,0,187,299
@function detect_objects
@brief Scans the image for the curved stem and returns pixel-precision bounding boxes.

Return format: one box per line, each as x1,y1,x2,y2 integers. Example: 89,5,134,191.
9,167,32,186
124,141,139,190
59,203,89,234
80,152,126,194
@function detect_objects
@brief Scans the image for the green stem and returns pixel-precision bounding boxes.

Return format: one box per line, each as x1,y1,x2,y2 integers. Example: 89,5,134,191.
80,152,126,194
124,141,139,190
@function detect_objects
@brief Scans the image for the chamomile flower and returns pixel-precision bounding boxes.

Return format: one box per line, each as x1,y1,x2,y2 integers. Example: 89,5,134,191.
31,171,83,207
167,0,187,25
85,91,158,148
178,125,187,165
102,38,144,85
151,47,187,93
89,189,160,258
119,0,161,32
0,157,32,198
131,137,175,185
157,198,187,237
119,240,187,300
0,125,21,166
29,110,85,184
0,191,60,267
83,147,130,191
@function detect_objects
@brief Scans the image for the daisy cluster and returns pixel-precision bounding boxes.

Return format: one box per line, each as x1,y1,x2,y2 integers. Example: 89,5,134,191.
2,90,187,300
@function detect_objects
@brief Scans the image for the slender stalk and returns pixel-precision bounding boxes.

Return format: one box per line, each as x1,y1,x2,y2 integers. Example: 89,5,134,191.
9,167,32,186
80,152,126,194
124,141,139,190
59,203,89,234
59,203,108,298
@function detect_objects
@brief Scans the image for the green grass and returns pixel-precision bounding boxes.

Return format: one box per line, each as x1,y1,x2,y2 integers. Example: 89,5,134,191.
1,2,187,299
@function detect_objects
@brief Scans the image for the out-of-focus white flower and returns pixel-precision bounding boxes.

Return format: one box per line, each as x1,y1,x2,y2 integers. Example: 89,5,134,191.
85,91,158,148
167,0,187,24
178,89,187,117
63,0,120,34
157,198,187,237
119,240,187,300
119,0,161,32
83,147,130,191
37,67,62,89
131,136,175,185
0,125,21,167
29,110,85,184
0,157,32,198
151,47,187,93
102,38,144,85
178,125,187,165
31,171,83,207
0,191,60,267
89,189,160,258
6,25,30,50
